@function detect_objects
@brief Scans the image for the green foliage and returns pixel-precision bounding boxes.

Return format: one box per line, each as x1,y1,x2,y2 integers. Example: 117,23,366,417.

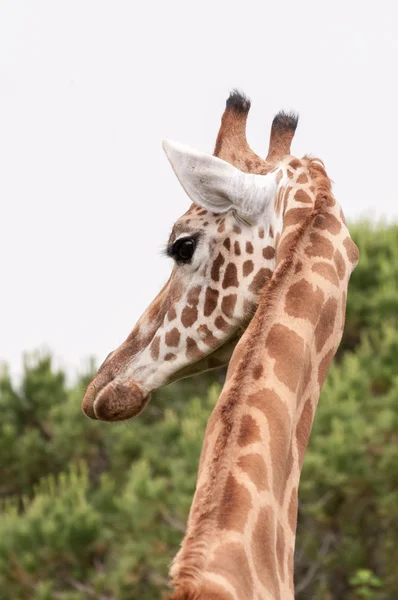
0,222,397,599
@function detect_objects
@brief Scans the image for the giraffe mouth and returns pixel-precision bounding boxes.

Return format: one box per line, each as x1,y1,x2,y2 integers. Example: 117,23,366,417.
82,375,150,422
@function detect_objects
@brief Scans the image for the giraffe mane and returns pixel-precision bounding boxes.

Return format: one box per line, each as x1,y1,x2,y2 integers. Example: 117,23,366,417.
165,584,199,600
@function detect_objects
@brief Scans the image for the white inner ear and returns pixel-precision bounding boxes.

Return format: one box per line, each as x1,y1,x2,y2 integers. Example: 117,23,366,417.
163,140,277,223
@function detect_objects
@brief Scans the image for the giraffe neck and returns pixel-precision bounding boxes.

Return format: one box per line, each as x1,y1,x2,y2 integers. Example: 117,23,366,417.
167,159,358,600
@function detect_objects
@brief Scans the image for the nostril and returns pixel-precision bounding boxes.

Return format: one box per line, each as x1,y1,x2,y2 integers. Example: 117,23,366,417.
82,395,97,419
82,398,98,419
82,372,114,420
82,380,99,420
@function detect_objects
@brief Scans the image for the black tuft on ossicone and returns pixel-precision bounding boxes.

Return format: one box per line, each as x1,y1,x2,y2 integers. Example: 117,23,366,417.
272,110,299,134
226,89,251,113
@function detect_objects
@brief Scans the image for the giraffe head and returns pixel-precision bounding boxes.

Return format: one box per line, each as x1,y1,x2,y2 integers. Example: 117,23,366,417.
82,92,298,422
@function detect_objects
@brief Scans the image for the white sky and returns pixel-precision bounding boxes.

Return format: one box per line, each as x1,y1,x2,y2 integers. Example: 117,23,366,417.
1,1,397,381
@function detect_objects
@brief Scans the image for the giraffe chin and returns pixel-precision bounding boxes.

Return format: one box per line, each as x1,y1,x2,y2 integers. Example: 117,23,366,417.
83,379,150,422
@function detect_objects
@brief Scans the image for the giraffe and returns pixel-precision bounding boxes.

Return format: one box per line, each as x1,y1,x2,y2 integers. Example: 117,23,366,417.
82,91,359,599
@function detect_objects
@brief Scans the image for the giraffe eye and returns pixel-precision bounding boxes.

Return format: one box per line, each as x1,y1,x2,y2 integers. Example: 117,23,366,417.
171,237,197,264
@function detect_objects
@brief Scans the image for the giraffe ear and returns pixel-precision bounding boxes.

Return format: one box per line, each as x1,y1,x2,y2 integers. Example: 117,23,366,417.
162,140,277,223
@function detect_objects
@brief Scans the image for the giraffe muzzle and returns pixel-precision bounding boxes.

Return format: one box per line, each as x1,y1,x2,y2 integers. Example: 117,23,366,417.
82,376,150,421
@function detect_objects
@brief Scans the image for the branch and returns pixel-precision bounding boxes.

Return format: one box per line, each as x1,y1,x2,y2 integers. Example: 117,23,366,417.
295,532,335,595
161,511,186,533
67,578,115,600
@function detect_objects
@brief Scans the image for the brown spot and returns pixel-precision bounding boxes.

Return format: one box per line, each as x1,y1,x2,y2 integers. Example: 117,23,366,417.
234,241,241,255
269,225,274,238
211,252,225,282
198,209,207,216
284,206,312,228
249,268,272,294
334,249,346,280
181,305,198,328
209,543,253,600
215,316,229,332
165,327,180,347
164,353,176,361
296,399,314,468
218,474,252,532
294,261,303,274
252,508,279,595
186,337,201,360
267,325,304,392
318,348,335,387
150,336,160,360
288,488,298,531
204,287,219,317
243,260,254,277
197,324,218,348
312,262,339,286
314,212,341,235
203,221,209,226
304,231,334,260
247,388,280,417
289,158,301,169
221,294,237,317
253,363,263,379
286,441,294,484
187,285,201,306
315,298,338,352
294,188,311,203
262,245,275,260
276,522,285,580
248,388,291,497
222,263,239,288
258,227,265,238
285,279,325,325
167,306,176,321
343,236,360,264
238,414,262,447
301,349,312,398
246,241,254,254
297,172,308,184
223,237,231,251
233,224,242,234
217,219,225,233
238,453,268,491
